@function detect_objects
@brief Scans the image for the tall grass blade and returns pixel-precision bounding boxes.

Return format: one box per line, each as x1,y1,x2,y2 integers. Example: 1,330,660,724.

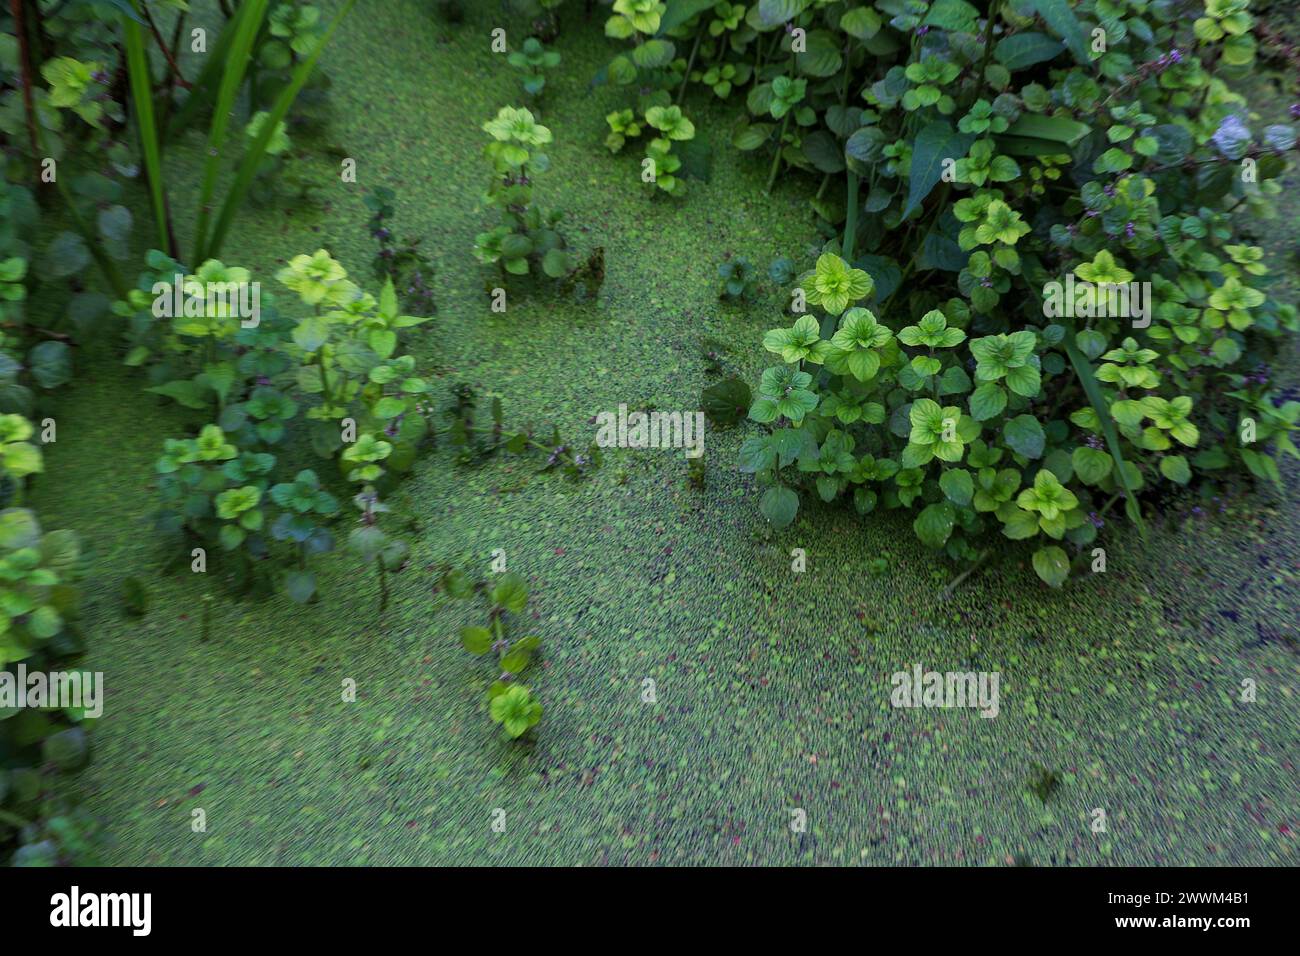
123,5,169,253
205,0,357,260
1063,333,1147,539
192,0,270,263
165,0,255,140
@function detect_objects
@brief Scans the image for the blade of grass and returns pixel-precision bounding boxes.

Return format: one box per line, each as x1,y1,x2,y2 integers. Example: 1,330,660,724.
192,0,269,263
165,0,254,140
204,0,357,260
1062,331,1147,539
1025,283,1146,538
122,6,169,254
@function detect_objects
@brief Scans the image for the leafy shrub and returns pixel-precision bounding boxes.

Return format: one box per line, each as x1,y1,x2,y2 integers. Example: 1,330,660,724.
703,0,1300,587
508,37,563,97
363,187,437,316
116,248,433,603
475,106,576,278
443,569,545,739
718,255,759,299
0,445,94,864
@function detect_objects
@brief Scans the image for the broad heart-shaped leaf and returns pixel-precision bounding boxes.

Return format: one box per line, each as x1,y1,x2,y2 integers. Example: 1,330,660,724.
1071,446,1112,485
1028,0,1090,64
802,130,846,173
733,123,775,151
1031,545,1070,588
922,0,979,31
939,469,974,506
994,32,1065,71
913,502,955,549
0,508,41,549
490,572,529,613
1160,454,1191,485
856,255,901,303
1003,414,1046,459
969,382,1007,421
460,625,492,655
27,341,72,389
904,123,975,218
658,0,716,34
702,378,752,426
284,569,317,603
738,435,777,474
759,486,799,528
758,0,809,27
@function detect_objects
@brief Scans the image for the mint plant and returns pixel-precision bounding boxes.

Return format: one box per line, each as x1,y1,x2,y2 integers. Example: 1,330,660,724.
508,37,562,98
675,0,1300,589
444,569,544,740
475,106,576,278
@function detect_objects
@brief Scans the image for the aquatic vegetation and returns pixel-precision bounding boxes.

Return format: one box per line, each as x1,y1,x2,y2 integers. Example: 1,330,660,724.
443,568,545,739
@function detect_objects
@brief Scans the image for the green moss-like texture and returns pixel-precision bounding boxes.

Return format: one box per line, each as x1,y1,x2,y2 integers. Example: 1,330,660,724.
28,1,1299,865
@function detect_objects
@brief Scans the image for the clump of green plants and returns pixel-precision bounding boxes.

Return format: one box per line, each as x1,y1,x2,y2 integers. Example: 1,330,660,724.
346,486,410,613
508,37,562,98
718,255,758,300
442,383,603,482
119,247,433,603
474,106,575,278
713,1,1299,588
507,0,569,42
0,493,95,865
1028,765,1061,803
363,187,436,316
0,0,354,311
442,569,544,740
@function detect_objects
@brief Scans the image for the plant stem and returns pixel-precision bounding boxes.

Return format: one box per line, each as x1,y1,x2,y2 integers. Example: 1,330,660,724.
142,2,190,88
765,112,790,194
971,0,1002,104
941,548,991,600
9,0,38,154
677,28,703,105
842,169,860,260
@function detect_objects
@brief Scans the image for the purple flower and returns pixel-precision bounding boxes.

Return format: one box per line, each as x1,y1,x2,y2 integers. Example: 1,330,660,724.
1086,435,1103,450
1125,221,1136,239
1290,104,1300,120
916,25,930,36
1088,511,1104,529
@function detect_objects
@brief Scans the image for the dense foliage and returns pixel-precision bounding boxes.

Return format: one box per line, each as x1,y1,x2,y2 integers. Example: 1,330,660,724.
591,0,1300,585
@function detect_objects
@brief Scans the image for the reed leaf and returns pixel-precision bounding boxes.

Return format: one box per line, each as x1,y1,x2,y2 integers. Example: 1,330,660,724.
192,0,270,263
122,5,169,253
204,0,357,260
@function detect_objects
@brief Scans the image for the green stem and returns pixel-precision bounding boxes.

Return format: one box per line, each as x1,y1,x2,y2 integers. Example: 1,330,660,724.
765,112,790,194
972,0,1002,104
842,169,860,260
677,28,703,105
941,548,991,600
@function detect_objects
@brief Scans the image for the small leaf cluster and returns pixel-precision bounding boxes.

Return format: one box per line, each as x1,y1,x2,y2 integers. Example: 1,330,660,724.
444,569,544,739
